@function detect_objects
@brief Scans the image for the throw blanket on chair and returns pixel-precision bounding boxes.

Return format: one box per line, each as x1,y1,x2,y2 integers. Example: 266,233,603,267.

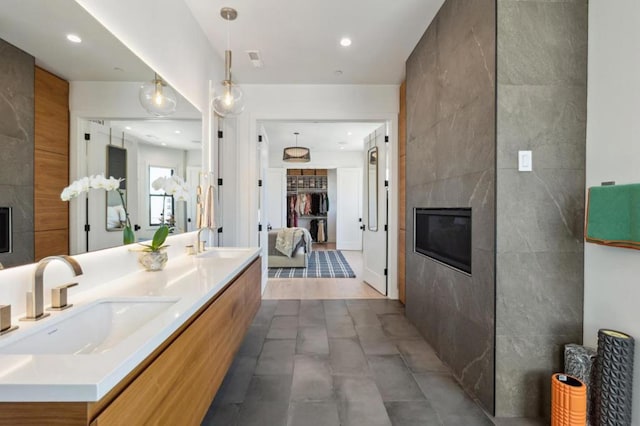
275,227,312,258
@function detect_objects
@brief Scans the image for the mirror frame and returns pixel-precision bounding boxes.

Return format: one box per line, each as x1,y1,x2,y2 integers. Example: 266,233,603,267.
368,146,378,231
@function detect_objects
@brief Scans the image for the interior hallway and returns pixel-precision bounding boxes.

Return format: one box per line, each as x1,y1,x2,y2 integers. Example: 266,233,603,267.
202,299,494,426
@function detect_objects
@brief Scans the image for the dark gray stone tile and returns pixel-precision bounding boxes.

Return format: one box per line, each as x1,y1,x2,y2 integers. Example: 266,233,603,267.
384,401,441,426
288,401,340,426
275,300,300,316
267,315,299,340
326,315,357,339
360,339,399,356
355,325,388,341
345,300,371,309
379,314,422,340
253,301,278,326
414,373,487,418
396,340,448,373
299,301,325,327
297,327,330,355
338,400,392,426
255,339,295,375
323,300,349,316
291,354,334,401
441,414,493,426
218,356,257,403
349,308,381,327
333,375,382,402
368,299,405,315
329,338,370,376
244,375,292,402
202,402,240,426
238,325,269,357
237,400,289,426
491,418,546,426
367,355,425,402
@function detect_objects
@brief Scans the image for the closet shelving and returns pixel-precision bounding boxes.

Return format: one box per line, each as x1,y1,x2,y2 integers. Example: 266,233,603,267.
286,169,328,242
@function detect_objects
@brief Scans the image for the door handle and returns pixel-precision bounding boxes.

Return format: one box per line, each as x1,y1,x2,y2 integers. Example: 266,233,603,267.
360,225,365,231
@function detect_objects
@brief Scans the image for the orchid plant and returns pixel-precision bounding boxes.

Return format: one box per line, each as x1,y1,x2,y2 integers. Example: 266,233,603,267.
61,174,135,244
151,174,189,226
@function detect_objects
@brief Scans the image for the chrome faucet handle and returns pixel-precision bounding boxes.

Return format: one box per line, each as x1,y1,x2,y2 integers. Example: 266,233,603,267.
48,283,78,311
0,305,18,335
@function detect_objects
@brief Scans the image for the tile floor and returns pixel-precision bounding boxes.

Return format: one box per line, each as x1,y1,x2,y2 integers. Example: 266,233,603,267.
202,299,495,426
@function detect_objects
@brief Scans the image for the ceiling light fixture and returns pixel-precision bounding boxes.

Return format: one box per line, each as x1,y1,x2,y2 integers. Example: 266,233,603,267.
283,132,310,163
212,7,245,117
139,73,178,117
174,130,181,134
347,132,352,136
340,37,352,47
66,34,82,43
125,126,132,130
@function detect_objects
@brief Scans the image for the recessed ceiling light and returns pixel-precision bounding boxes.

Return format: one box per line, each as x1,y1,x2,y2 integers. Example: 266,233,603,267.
161,142,167,146
347,132,352,136
125,126,132,130
66,34,82,43
340,37,352,47
174,130,181,134
340,146,345,150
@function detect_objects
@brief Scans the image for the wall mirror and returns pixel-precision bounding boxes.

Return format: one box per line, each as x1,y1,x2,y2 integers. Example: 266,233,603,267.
368,146,378,231
106,145,128,231
0,0,202,267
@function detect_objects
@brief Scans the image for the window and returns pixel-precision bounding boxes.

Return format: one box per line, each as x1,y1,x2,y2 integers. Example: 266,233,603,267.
149,166,175,226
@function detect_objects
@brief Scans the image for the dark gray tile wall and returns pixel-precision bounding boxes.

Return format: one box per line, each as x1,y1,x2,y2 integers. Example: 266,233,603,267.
495,0,587,417
405,0,496,413
0,39,34,268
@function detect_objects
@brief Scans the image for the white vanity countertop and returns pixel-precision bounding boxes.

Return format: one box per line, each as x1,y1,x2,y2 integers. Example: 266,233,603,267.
0,247,260,402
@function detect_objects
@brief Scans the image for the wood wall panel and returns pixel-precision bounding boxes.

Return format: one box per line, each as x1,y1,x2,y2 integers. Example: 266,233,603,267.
34,230,68,260
34,66,69,260
398,81,406,304
35,67,69,156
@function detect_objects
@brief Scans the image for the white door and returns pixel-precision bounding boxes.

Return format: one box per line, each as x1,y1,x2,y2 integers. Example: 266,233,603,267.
186,166,200,232
336,168,362,250
266,168,286,229
362,126,388,295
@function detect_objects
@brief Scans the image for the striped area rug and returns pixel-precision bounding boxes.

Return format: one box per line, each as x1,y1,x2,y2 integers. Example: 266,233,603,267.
268,250,356,278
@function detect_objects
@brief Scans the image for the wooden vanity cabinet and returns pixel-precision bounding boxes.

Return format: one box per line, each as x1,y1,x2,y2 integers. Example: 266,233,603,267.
0,257,262,426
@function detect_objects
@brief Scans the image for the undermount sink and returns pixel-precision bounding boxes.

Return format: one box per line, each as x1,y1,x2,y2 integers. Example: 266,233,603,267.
196,247,254,259
0,298,179,355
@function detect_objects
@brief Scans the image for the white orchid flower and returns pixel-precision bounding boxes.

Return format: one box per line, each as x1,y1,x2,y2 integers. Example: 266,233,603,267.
105,176,123,191
152,176,166,191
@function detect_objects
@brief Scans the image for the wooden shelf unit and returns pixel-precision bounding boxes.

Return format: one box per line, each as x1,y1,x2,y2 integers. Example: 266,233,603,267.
286,169,328,243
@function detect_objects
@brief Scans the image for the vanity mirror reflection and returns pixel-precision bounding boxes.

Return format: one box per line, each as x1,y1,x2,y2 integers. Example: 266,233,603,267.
0,0,203,268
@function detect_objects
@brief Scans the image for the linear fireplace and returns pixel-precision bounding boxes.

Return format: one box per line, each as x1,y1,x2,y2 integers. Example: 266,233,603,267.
414,207,471,274
0,207,11,254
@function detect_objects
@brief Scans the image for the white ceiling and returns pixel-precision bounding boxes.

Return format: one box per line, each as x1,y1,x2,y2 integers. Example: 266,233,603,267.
0,0,155,82
261,121,383,153
184,0,445,84
110,120,202,151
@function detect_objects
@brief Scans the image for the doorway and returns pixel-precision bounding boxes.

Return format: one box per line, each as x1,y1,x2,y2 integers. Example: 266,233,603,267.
260,120,390,299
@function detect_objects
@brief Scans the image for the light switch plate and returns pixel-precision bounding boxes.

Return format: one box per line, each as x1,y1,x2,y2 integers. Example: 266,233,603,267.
518,150,532,172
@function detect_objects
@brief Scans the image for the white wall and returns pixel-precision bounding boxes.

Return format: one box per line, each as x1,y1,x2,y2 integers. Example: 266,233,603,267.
585,1,640,423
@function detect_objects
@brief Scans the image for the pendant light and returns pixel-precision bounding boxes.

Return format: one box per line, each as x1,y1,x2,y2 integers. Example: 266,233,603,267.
283,132,311,163
138,73,178,117
212,7,245,117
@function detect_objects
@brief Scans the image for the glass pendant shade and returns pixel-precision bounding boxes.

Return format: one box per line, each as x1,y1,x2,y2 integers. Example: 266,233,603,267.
212,80,245,117
283,132,310,162
212,50,245,117
139,74,178,117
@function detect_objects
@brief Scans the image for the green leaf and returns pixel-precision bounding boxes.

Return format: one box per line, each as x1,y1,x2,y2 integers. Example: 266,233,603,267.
152,225,169,251
123,226,135,245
